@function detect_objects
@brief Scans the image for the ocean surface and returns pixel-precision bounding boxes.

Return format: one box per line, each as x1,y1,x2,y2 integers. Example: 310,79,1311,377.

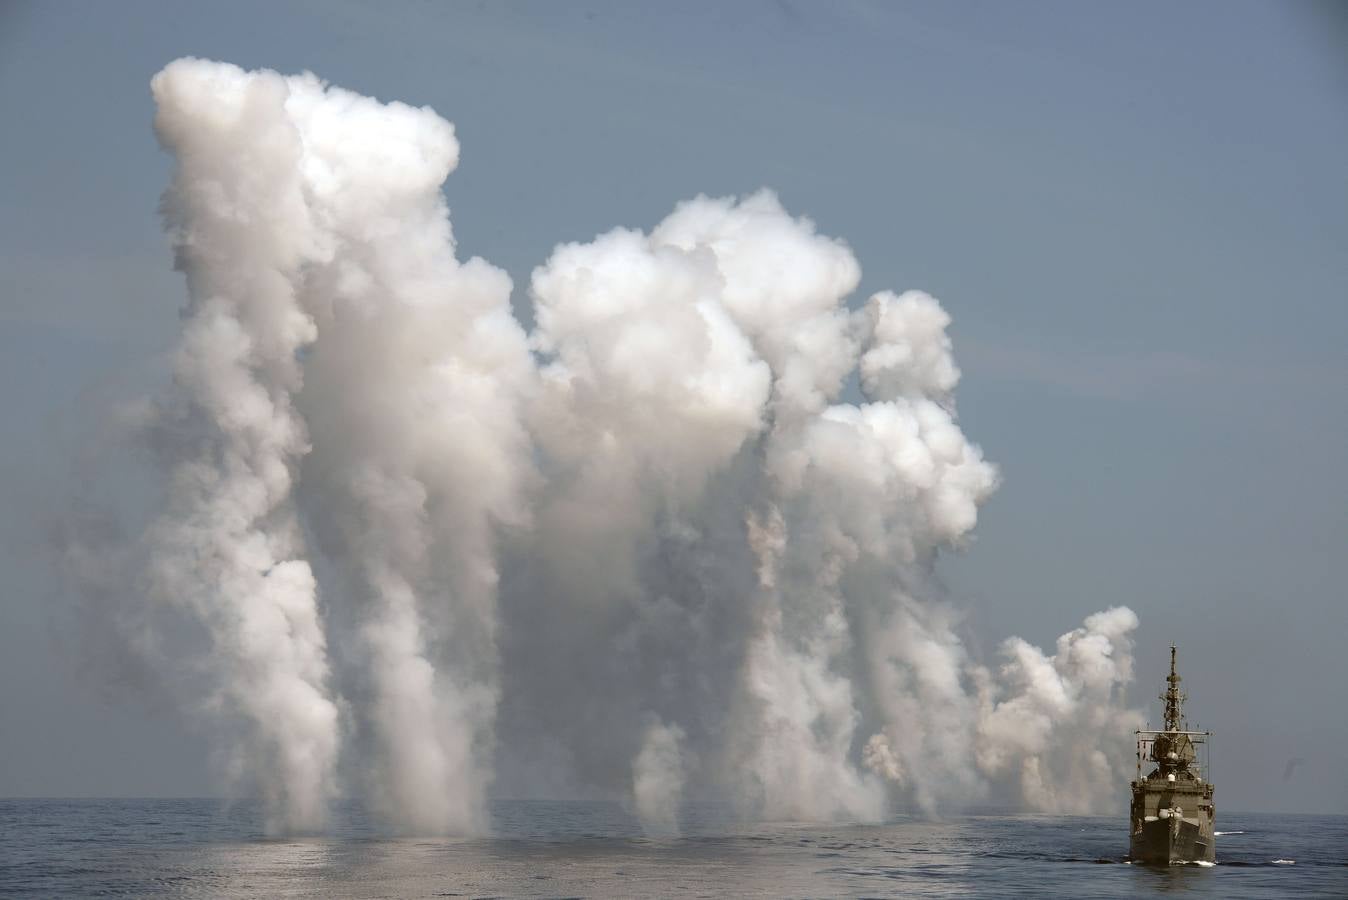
1,799,1344,898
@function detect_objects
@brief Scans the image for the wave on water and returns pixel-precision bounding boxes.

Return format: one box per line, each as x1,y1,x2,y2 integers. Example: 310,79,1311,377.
1272,858,1296,865
1214,830,1246,835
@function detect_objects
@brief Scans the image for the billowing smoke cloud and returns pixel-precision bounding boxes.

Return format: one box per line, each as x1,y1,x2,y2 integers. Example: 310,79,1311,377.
279,69,534,835
146,61,341,832
114,58,1147,834
148,58,534,834
973,606,1145,813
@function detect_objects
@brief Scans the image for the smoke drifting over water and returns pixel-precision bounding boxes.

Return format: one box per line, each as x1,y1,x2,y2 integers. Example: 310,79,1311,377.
108,58,1143,834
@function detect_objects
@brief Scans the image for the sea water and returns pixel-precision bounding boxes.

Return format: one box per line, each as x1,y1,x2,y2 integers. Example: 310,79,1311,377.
1,799,1344,898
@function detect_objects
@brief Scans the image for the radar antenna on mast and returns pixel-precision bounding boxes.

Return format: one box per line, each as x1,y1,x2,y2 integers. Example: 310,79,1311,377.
1162,644,1186,732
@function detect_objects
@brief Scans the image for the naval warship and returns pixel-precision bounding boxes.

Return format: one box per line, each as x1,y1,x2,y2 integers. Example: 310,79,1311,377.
1129,646,1215,864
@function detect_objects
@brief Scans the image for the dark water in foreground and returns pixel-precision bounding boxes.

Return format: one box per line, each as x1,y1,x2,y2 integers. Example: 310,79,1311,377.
1,799,1344,898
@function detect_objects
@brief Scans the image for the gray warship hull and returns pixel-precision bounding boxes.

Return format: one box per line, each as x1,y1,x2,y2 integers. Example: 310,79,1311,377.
1128,776,1215,863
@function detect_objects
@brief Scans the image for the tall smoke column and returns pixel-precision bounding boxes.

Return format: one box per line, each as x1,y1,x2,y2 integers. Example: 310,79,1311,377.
510,214,772,831
819,288,1001,814
157,59,536,833
147,60,339,833
649,193,888,821
283,70,534,834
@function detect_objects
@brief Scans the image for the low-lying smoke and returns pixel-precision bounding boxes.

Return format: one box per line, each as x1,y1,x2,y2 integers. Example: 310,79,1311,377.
98,58,1145,835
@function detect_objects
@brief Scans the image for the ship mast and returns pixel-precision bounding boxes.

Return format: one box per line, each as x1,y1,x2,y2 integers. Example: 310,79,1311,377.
1162,644,1186,732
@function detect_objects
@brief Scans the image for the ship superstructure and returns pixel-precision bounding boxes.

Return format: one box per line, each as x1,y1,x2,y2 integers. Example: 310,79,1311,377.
1128,646,1215,864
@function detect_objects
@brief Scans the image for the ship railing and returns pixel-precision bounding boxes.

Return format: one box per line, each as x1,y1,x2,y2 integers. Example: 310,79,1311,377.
1134,729,1212,785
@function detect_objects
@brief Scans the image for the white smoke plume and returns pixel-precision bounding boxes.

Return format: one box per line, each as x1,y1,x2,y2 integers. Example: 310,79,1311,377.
147,61,340,833
279,67,534,835
973,606,1145,813
118,58,1148,834
145,58,532,834
632,720,688,836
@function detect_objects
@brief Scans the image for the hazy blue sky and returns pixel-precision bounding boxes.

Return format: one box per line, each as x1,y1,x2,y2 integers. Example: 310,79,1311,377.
1,1,1344,813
